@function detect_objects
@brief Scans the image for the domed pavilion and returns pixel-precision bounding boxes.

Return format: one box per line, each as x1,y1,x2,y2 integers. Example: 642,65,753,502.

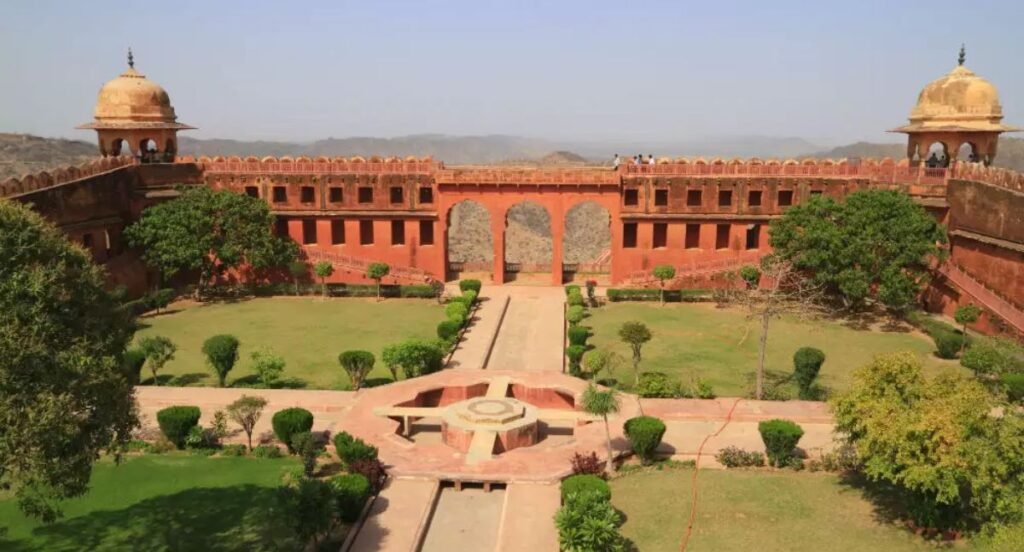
891,46,1017,166
77,50,194,161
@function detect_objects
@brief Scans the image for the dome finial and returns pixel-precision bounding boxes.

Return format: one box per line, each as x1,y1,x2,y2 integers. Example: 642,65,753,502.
127,48,134,69
958,43,966,66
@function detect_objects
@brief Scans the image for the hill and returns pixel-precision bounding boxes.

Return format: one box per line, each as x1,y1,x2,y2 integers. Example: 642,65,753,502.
0,133,97,180
807,137,1024,172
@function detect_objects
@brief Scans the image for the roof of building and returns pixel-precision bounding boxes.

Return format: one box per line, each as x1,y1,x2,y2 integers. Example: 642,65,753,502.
77,51,194,131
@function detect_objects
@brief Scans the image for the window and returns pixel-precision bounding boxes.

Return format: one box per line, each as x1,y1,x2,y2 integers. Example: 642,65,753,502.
718,189,733,207
686,189,702,207
778,190,794,207
82,233,94,248
329,187,343,203
244,186,259,198
275,218,289,237
418,187,434,204
301,219,317,244
654,189,668,207
715,224,730,250
391,220,405,245
300,186,315,204
652,223,668,248
272,186,287,203
745,224,761,250
748,190,762,207
331,220,345,245
420,220,434,245
359,220,374,245
685,224,700,249
390,186,404,204
624,189,639,206
358,187,373,204
623,222,638,248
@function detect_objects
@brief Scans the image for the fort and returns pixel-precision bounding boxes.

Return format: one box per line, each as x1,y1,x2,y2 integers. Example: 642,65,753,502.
3,51,1023,336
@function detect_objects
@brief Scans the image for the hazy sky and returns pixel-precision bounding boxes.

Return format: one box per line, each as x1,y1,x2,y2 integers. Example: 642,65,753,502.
1,0,1022,146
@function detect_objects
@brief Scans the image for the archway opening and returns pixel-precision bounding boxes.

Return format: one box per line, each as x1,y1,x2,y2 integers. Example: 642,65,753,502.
111,138,132,158
958,142,979,164
446,200,494,282
504,201,552,283
926,142,949,168
563,201,611,282
139,138,159,163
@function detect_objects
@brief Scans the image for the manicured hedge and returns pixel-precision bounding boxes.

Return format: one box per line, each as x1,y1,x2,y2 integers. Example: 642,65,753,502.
272,408,314,453
333,431,379,467
459,279,482,294
560,474,610,502
758,419,804,467
156,406,201,449
252,283,436,298
331,474,372,522
624,416,667,464
437,319,461,341
606,288,712,302
567,325,589,346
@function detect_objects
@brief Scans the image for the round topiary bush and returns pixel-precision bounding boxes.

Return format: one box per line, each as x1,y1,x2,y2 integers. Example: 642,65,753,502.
331,473,372,522
445,302,469,323
459,279,482,294
437,319,461,341
333,431,379,466
567,290,585,307
560,474,610,503
793,347,826,400
1002,373,1024,403
564,284,581,297
156,406,201,449
566,305,586,327
462,290,478,305
567,326,589,347
933,331,965,359
623,416,667,465
758,419,805,467
272,407,314,453
565,345,586,376
202,334,240,387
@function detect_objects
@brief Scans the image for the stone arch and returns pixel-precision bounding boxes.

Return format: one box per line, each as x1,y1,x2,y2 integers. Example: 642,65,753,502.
111,138,133,157
958,141,979,163
926,141,949,168
563,201,611,273
504,201,552,271
446,200,495,271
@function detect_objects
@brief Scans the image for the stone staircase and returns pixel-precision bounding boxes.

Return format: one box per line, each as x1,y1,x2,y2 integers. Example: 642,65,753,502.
300,246,435,283
938,263,1024,335
624,254,764,287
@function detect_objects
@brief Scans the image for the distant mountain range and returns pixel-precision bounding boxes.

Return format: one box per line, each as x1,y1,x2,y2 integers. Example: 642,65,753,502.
3,132,1023,179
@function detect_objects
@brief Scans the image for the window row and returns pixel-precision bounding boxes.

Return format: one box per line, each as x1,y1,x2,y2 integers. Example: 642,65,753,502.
277,219,436,247
624,188,805,208
247,185,434,206
621,222,762,251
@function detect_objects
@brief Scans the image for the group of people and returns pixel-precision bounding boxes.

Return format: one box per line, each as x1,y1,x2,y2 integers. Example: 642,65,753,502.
611,153,656,169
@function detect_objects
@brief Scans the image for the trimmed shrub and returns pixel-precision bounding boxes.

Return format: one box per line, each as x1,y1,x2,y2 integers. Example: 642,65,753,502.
566,290,585,307
331,473,372,522
564,284,581,297
437,319,461,341
253,444,284,459
221,444,248,457
606,288,710,302
202,334,240,387
623,416,667,465
695,379,716,399
446,301,469,322
566,345,586,376
570,451,604,476
715,446,765,468
462,289,478,305
338,350,375,391
291,431,325,477
758,419,804,467
272,408,314,453
448,295,471,309
567,325,589,347
1002,373,1024,403
122,348,147,385
635,371,683,398
334,431,378,467
793,347,826,400
156,406,201,449
459,279,482,294
350,458,387,493
933,331,964,359
398,284,436,298
560,474,611,503
961,336,1024,376
566,305,586,327
555,491,626,552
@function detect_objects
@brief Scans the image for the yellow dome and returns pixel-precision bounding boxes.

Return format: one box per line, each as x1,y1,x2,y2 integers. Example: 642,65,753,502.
894,62,1015,133
78,57,193,131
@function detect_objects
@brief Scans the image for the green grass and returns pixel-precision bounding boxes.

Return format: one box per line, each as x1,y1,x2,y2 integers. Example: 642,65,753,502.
586,303,956,396
134,297,443,389
610,469,967,551
0,455,300,551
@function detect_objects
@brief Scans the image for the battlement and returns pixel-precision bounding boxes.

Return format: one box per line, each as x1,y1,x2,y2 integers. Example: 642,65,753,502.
192,155,437,174
434,166,620,186
0,156,135,198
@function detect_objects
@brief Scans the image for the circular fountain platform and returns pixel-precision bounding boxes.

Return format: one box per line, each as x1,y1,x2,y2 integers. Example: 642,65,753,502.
441,397,539,453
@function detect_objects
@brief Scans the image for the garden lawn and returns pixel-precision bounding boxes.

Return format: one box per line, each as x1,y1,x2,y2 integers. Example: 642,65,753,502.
585,302,955,396
134,296,443,389
0,454,300,551
610,468,965,552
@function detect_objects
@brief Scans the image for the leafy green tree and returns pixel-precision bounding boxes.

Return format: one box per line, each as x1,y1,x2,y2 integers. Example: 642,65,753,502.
124,186,297,298
769,190,947,313
138,335,176,385
582,383,621,473
381,343,402,382
202,334,240,387
288,260,308,296
381,339,445,379
313,261,334,298
338,350,375,390
739,265,761,289
121,347,147,385
954,304,982,355
366,262,390,302
250,346,285,387
832,352,1024,530
0,201,138,521
226,395,268,450
583,349,625,382
618,321,652,386
277,478,336,548
652,265,676,305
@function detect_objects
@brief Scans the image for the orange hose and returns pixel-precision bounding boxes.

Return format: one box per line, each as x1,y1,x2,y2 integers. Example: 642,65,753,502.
680,397,743,552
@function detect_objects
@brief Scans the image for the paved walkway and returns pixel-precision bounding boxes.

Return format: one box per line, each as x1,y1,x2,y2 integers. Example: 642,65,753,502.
350,478,438,552
448,287,510,370
421,486,505,552
487,287,565,372
495,483,560,552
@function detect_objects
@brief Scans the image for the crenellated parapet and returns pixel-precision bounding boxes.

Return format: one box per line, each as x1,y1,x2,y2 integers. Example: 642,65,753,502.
955,162,1024,193
194,155,437,175
0,156,135,198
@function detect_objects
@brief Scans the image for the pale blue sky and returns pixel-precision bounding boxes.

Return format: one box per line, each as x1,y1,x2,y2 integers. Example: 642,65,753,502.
1,0,1021,145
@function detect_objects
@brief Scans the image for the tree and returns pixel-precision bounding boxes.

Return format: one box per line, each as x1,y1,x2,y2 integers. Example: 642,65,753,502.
288,260,308,296
618,321,652,386
138,336,176,386
277,478,336,548
202,334,240,387
793,347,826,400
832,352,1024,530
0,201,137,521
250,346,285,388
226,395,268,450
121,347,147,385
338,350,375,390
769,189,947,313
652,265,676,305
584,349,626,382
582,383,621,473
124,186,297,298
954,304,982,355
366,262,390,302
739,265,761,289
313,261,334,298
381,339,445,379
381,344,402,382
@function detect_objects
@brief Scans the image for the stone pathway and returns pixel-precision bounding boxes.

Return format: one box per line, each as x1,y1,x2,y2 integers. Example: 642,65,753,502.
486,287,566,372
420,486,505,552
349,478,438,552
448,287,510,370
495,483,560,552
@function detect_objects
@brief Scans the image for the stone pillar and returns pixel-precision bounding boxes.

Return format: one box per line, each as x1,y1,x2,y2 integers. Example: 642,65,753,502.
491,214,505,285
550,208,565,285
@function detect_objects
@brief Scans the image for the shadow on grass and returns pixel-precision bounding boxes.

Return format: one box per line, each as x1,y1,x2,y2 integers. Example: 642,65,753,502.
362,377,394,389
9,486,298,552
